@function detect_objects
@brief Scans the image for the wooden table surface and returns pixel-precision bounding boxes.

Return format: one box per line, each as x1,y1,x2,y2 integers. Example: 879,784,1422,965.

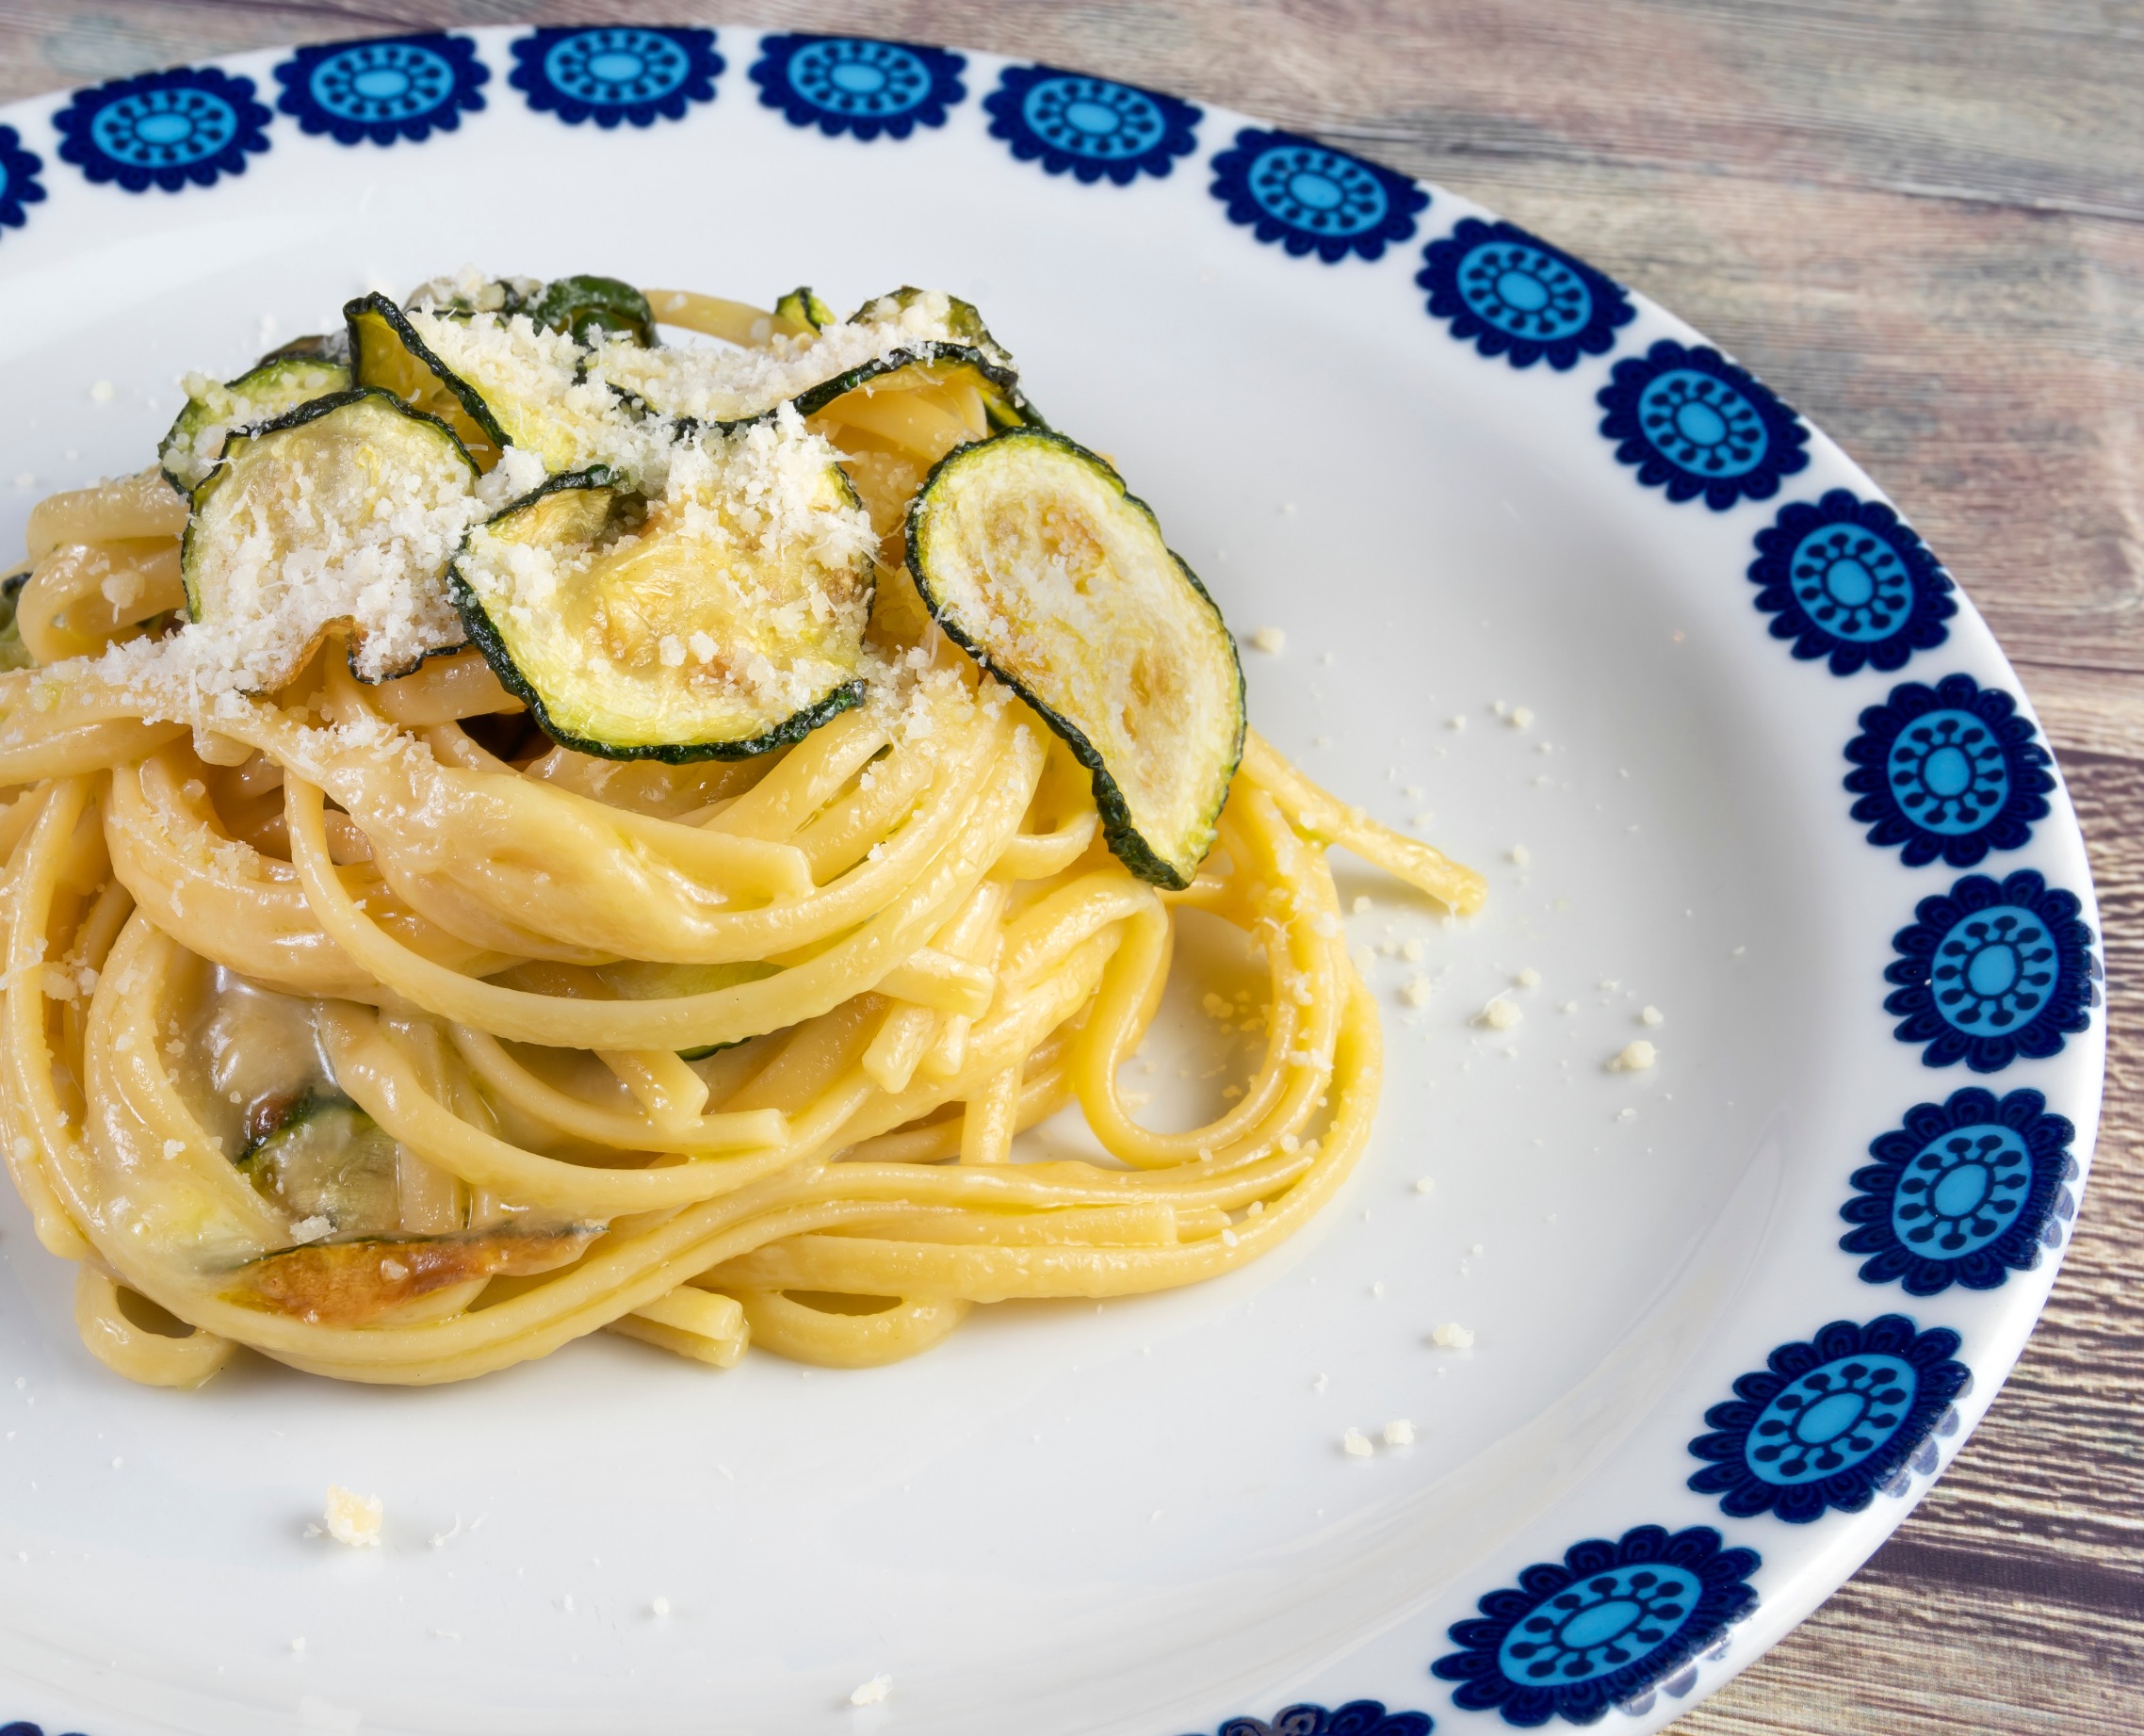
0,2,2136,1729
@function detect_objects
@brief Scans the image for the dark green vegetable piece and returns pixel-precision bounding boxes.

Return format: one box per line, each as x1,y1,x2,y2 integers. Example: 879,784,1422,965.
528,274,658,347
850,286,1015,372
906,429,1245,888
450,462,874,763
346,292,514,471
773,285,836,333
159,351,354,495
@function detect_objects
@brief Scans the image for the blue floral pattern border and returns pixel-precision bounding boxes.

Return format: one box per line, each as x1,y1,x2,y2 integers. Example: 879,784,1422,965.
985,64,1201,184
1844,674,2053,868
507,26,722,128
1209,126,1427,262
273,35,488,147
1844,1088,2076,1294
52,66,272,192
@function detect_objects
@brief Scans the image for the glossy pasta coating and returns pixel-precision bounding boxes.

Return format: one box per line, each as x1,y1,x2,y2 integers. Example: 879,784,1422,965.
0,283,1484,1387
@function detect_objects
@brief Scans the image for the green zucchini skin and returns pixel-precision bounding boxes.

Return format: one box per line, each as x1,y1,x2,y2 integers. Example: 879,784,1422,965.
772,285,836,332
158,351,356,495
850,287,1016,374
448,467,869,765
344,292,514,463
788,341,1045,434
528,275,658,347
904,430,1246,891
180,387,479,684
257,331,351,366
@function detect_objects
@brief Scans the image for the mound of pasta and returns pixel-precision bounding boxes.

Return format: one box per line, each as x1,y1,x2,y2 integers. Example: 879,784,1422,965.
0,271,1484,1387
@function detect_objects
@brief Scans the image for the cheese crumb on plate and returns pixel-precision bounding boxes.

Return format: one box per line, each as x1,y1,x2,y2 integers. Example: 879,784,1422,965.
321,1485,382,1548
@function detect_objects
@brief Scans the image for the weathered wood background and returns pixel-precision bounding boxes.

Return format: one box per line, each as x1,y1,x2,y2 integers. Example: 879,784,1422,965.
0,2,2136,1728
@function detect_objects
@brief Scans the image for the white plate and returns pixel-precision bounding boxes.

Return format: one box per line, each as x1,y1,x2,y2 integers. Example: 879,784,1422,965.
0,25,2104,1736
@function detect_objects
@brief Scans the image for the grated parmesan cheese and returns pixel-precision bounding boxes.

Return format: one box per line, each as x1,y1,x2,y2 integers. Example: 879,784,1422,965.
322,1485,382,1547
591,291,966,426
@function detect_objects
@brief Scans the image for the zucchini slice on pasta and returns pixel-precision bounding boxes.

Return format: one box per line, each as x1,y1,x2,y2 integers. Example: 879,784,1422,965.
346,279,656,474
792,343,1041,439
450,451,875,762
180,388,479,687
905,428,1245,888
158,348,353,495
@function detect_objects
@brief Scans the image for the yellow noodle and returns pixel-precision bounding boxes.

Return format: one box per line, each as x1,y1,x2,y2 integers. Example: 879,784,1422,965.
0,283,1480,1388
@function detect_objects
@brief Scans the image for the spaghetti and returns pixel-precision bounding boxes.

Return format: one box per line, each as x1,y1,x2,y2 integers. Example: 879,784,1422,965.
0,277,1484,1387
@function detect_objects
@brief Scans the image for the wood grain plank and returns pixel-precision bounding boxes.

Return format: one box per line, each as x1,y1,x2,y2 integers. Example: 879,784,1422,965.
0,4,2133,1733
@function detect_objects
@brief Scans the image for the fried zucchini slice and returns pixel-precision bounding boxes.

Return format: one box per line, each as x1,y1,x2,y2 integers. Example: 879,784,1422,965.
236,1225,598,1325
347,277,658,472
850,285,1015,372
906,430,1245,887
180,388,479,686
236,1089,400,1240
345,293,520,471
794,343,1040,437
528,274,658,347
159,351,354,494
450,443,876,762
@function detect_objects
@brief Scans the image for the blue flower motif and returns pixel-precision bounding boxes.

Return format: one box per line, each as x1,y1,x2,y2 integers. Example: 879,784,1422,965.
1597,339,1808,510
53,66,272,193
1688,1316,1970,1524
509,27,722,128
1844,1088,2077,1294
1844,674,2053,868
983,65,1200,185
0,124,45,236
1416,219,1633,370
1431,1525,1759,1726
273,35,488,147
1747,489,1956,674
749,35,965,141
1210,127,1427,263
1185,1702,1433,1736
1886,869,2098,1072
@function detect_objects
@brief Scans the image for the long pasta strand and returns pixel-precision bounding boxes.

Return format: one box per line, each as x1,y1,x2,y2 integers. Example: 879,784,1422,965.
0,291,1482,1386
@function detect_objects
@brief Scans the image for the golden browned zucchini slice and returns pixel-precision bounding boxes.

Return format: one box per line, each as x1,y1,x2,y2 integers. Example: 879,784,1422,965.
179,388,479,686
236,1226,598,1325
905,429,1245,887
159,350,352,495
450,439,875,761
